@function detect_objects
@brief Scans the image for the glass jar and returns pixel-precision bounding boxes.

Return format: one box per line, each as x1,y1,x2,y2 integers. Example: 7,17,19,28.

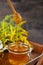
8,42,32,65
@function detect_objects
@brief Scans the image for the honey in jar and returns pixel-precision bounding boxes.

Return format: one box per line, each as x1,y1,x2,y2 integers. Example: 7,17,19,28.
8,43,30,65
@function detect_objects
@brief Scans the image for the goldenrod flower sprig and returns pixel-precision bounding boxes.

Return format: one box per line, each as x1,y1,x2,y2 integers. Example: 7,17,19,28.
0,15,31,48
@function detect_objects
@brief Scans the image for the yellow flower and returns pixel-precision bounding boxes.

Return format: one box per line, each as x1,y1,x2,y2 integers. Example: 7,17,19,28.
21,28,28,35
24,40,31,48
10,30,16,41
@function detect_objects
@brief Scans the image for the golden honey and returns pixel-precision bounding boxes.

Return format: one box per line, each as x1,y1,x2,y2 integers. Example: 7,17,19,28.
8,44,29,65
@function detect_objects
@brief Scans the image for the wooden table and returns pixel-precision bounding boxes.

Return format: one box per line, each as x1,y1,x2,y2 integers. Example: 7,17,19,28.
0,41,43,65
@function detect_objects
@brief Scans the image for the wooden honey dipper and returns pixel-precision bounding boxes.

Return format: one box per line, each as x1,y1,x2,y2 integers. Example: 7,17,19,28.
7,0,22,24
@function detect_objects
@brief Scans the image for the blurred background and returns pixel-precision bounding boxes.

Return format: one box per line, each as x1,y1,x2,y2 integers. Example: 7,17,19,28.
0,0,43,44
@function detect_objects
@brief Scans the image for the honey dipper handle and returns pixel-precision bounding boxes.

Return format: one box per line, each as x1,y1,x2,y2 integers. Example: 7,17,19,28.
7,0,17,14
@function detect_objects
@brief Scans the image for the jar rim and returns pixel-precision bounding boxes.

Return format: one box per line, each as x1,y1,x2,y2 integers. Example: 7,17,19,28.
8,49,30,54
8,44,31,54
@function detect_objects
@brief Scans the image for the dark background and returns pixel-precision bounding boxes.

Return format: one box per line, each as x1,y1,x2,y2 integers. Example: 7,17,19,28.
0,0,43,44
